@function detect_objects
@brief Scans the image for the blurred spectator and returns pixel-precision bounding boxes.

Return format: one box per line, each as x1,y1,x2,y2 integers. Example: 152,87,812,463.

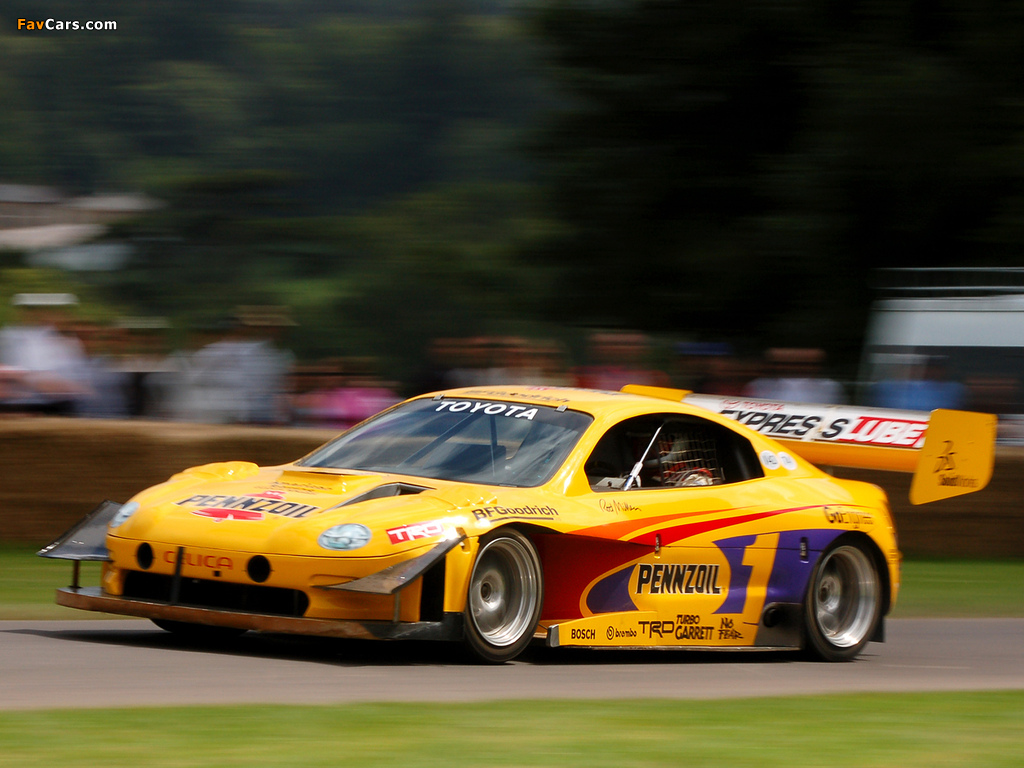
478,336,545,385
167,318,243,423
287,361,334,427
114,317,175,418
299,356,400,430
966,374,1024,443
235,306,296,425
171,307,295,424
409,337,458,396
410,335,575,395
0,293,93,414
72,321,131,418
699,355,754,396
870,356,967,411
446,337,492,387
672,341,731,391
533,339,574,386
966,374,1020,416
744,347,846,404
573,331,669,391
671,341,753,395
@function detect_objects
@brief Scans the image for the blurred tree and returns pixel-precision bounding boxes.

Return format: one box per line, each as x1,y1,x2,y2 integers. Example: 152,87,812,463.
6,0,1024,379
99,173,554,379
0,0,546,206
103,170,337,322
0,0,556,377
334,181,559,379
526,0,1024,366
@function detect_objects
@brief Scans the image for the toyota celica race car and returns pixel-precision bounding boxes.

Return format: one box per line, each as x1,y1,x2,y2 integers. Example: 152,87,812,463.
41,384,996,663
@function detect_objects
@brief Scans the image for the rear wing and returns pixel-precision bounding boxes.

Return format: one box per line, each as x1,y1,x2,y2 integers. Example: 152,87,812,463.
621,385,997,505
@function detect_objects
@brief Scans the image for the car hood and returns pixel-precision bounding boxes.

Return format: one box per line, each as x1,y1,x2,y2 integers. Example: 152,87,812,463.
111,462,514,557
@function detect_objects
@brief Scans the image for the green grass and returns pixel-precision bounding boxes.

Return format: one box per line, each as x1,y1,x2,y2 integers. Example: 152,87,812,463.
890,559,1024,618
2,547,1022,766
2,543,1022,620
0,544,105,619
0,693,1021,767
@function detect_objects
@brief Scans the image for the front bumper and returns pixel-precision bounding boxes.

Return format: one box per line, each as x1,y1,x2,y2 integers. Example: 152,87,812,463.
41,501,466,625
56,586,464,641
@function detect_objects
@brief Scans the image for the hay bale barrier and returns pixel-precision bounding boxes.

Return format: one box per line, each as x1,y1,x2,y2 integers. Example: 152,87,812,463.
0,418,335,545
1,418,1021,557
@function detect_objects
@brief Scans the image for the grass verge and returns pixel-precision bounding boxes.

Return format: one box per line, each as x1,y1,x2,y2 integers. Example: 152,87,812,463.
890,558,1024,618
0,692,1022,767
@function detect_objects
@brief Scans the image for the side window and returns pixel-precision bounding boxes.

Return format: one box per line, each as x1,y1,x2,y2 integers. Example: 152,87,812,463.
585,414,763,490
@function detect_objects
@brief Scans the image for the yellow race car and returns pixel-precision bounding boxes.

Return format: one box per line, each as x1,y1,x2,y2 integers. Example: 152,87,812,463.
41,385,996,663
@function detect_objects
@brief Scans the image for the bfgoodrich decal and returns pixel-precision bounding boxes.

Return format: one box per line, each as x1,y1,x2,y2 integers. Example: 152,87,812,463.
471,504,558,521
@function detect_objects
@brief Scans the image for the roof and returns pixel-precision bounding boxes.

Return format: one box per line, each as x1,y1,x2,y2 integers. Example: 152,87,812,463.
423,384,691,415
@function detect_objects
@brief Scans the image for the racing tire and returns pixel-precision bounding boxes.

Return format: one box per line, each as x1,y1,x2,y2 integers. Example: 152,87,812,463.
803,539,882,662
463,529,544,663
152,619,247,640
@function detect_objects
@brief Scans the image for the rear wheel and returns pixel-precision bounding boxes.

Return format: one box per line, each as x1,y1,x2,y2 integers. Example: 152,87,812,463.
463,530,543,663
804,540,882,661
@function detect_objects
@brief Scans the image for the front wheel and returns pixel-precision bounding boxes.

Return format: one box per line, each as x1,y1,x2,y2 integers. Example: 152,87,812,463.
803,540,882,662
463,530,543,663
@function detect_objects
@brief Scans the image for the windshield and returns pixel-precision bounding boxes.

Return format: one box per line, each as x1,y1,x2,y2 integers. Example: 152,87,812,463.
298,398,593,487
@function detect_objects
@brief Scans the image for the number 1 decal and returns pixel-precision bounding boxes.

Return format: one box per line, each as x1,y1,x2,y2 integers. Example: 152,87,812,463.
714,532,779,623
739,533,779,621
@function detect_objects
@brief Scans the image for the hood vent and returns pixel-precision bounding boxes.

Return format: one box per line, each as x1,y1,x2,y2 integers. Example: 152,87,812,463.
340,483,431,508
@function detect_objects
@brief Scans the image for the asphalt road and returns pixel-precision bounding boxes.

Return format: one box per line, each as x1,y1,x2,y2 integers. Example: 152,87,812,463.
1,618,1021,710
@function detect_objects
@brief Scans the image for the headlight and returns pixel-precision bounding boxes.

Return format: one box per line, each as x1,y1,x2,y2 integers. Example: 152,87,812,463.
318,523,372,551
109,501,140,528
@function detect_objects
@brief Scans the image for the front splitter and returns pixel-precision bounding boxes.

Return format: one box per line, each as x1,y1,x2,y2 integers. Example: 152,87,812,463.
56,587,463,642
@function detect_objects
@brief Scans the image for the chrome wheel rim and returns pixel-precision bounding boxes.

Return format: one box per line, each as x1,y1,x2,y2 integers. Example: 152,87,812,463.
468,536,540,648
813,545,879,648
